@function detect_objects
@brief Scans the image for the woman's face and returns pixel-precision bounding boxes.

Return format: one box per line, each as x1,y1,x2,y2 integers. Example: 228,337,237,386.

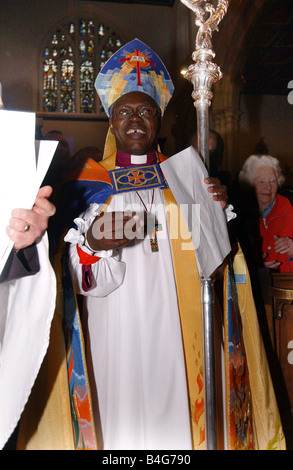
252,166,278,211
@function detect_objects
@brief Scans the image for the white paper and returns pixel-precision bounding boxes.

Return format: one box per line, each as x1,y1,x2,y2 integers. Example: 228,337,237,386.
160,146,231,278
0,110,57,274
0,82,3,108
36,139,58,185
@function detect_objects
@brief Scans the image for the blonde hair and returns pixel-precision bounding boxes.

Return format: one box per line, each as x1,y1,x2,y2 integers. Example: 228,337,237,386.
239,154,285,187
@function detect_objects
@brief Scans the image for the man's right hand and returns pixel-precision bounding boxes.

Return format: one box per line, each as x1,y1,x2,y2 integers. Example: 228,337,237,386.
86,211,144,251
7,186,56,250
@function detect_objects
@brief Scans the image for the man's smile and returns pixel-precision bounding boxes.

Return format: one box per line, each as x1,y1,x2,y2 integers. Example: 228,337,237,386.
126,128,146,135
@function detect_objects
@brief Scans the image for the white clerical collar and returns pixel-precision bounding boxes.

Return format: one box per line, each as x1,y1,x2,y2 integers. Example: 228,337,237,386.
130,154,147,164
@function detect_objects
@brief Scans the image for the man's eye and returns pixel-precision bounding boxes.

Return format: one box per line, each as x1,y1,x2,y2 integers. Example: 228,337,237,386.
117,108,131,116
140,107,156,117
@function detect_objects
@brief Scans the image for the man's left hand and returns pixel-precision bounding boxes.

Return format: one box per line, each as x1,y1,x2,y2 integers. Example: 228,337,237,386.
204,177,228,210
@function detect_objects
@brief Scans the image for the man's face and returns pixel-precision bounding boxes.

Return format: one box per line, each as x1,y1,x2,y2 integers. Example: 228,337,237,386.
109,92,161,155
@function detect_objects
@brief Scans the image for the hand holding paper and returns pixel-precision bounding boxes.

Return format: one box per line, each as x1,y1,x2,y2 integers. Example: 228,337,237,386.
6,185,56,250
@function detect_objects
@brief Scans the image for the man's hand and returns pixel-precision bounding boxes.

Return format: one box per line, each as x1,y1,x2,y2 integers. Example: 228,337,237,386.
86,211,144,251
204,177,228,209
6,186,56,250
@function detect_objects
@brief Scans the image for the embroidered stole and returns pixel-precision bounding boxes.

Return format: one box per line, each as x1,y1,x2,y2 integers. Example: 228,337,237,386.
163,188,206,449
224,245,286,450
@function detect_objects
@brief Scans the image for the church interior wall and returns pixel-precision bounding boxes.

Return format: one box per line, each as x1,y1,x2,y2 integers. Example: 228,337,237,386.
0,0,188,157
239,92,293,183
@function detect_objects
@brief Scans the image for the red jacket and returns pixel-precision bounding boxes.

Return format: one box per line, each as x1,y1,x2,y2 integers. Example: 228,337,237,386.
259,194,293,272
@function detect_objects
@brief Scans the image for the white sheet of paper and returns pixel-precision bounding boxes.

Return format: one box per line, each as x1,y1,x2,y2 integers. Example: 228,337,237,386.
0,110,57,274
36,139,58,185
160,146,231,278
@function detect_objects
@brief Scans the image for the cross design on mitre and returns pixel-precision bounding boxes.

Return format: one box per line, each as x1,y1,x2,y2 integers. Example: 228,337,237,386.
119,49,156,86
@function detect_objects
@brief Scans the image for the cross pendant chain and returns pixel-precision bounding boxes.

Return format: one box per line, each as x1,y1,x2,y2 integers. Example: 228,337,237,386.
135,189,162,253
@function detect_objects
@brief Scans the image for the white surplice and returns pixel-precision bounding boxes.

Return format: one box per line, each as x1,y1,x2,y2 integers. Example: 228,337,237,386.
0,235,56,449
65,187,193,450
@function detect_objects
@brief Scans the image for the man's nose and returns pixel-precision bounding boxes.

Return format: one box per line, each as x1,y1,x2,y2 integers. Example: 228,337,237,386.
129,109,143,120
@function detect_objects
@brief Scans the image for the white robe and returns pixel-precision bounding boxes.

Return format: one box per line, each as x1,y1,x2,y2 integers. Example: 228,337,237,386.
66,188,193,450
0,234,56,449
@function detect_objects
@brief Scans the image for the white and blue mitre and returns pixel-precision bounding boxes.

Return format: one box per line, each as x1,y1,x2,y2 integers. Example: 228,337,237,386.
95,38,174,116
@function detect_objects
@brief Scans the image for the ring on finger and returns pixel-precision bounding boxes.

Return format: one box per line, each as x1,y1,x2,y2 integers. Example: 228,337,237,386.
24,224,30,232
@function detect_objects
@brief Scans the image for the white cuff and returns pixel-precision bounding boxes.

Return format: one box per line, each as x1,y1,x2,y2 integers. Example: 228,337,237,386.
225,204,237,222
80,239,114,259
64,203,101,246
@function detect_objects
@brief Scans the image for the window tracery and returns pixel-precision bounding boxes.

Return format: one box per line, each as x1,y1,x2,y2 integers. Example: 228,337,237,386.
42,19,122,115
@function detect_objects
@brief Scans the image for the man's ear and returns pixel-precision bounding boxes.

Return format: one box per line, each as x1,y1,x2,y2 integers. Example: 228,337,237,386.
109,118,114,134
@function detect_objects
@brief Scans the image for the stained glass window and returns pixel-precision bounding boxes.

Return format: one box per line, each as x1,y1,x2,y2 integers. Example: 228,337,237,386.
80,60,94,113
60,59,75,113
41,19,122,114
43,59,58,112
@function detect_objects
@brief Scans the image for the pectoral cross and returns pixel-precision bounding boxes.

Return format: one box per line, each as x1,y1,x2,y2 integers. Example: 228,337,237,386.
149,223,162,253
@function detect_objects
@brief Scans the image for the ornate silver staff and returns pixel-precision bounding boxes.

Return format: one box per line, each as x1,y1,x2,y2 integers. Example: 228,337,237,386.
180,0,229,450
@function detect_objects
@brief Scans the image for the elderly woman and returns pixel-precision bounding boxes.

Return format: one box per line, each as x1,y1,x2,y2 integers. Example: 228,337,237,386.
238,154,293,272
